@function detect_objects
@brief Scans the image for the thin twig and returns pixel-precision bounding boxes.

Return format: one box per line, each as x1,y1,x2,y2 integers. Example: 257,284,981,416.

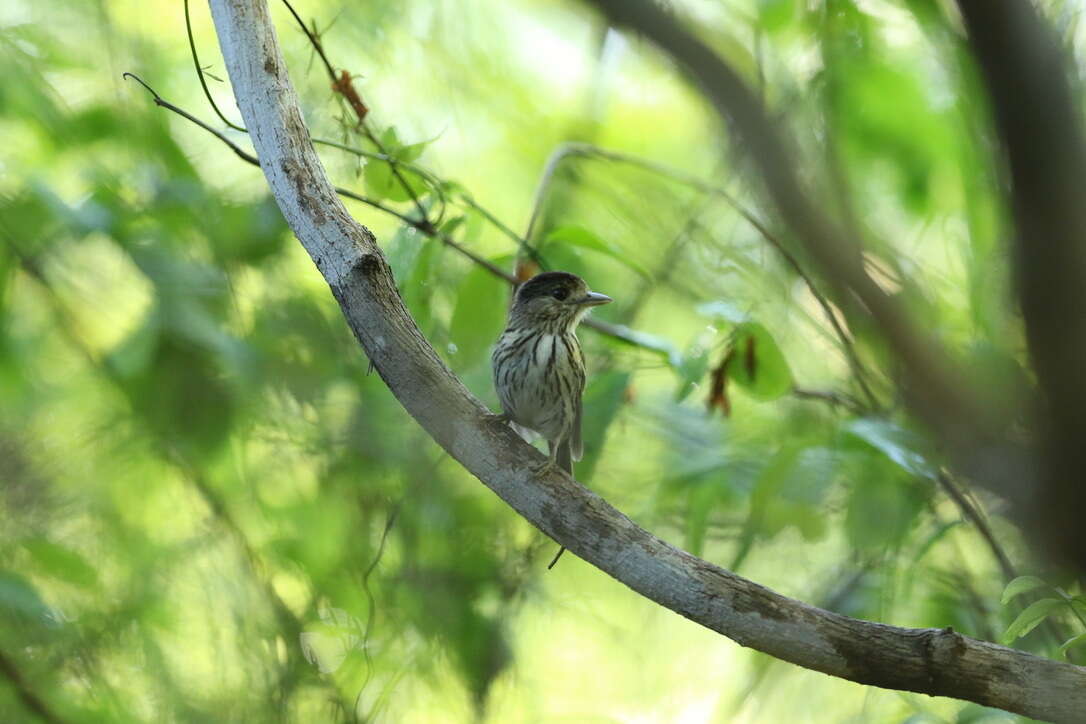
791,385,866,414
935,470,1017,582
184,0,245,132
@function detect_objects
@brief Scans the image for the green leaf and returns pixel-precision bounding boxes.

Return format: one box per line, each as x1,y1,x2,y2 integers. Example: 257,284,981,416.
674,342,710,403
448,263,508,370
1058,633,1086,659
401,236,440,332
1001,598,1064,644
0,570,51,621
1001,576,1048,605
759,0,797,33
845,472,927,550
23,539,98,588
685,481,720,556
364,160,427,202
576,370,630,483
386,224,426,283
545,226,651,279
364,126,431,202
727,323,792,401
845,418,935,478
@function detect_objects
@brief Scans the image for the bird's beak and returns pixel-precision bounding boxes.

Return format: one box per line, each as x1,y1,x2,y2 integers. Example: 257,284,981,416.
576,291,612,307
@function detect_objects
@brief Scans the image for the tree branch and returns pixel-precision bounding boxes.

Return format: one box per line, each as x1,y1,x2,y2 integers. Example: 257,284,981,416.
203,1,1086,720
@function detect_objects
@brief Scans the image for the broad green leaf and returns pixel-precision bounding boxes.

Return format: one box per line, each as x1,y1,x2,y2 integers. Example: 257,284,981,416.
845,471,927,550
401,236,440,332
727,322,792,401
759,0,797,33
1001,598,1064,643
845,418,935,478
23,539,98,588
448,263,508,370
1059,633,1086,659
545,225,651,279
1001,576,1048,605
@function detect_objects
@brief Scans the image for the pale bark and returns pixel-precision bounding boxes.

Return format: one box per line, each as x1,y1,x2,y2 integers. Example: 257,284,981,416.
207,1,1086,721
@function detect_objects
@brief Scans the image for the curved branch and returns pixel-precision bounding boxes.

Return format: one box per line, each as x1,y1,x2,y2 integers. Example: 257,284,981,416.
205,1,1086,721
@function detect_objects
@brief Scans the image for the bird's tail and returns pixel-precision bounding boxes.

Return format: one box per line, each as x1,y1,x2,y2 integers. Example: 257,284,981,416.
548,439,573,569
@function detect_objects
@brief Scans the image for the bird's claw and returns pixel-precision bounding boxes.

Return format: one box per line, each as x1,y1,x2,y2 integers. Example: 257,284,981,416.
530,458,559,477
485,411,511,426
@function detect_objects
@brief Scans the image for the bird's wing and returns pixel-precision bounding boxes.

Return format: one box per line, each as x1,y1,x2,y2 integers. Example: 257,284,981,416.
571,395,583,462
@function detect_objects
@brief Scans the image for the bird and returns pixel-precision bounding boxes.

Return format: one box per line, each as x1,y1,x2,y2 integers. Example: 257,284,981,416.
491,271,612,569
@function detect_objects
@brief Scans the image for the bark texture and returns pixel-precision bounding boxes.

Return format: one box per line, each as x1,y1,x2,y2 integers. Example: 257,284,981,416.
207,1,1086,720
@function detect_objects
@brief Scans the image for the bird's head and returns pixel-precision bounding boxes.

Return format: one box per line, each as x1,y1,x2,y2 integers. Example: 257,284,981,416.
510,271,612,332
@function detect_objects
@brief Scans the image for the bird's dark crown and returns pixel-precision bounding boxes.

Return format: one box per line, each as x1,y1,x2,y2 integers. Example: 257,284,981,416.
514,271,585,304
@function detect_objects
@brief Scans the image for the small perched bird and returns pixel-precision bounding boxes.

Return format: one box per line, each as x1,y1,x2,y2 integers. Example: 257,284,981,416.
492,271,612,568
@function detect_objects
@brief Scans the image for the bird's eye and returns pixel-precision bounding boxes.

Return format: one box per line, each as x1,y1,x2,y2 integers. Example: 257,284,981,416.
551,288,569,301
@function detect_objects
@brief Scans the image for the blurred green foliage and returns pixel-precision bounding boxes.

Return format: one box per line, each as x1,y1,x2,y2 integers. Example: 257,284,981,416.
0,0,1082,722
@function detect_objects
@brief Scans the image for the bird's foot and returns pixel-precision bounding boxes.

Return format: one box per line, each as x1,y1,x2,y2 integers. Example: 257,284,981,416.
530,457,559,477
485,411,511,426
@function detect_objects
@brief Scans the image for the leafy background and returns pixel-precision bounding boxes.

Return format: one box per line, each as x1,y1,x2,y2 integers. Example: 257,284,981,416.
1,0,1084,721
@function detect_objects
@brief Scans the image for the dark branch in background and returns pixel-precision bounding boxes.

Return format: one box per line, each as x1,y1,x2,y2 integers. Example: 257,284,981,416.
198,1,1086,719
0,649,63,724
955,0,1086,571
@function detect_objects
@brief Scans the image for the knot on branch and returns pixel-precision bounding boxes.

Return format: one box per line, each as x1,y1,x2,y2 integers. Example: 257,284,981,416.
924,626,967,693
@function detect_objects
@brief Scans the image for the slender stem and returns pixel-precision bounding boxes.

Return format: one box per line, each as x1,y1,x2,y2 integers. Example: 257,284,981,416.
184,0,246,132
